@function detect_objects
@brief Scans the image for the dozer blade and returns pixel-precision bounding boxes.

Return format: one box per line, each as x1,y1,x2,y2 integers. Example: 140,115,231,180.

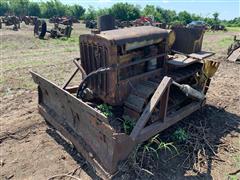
31,71,206,178
30,71,135,179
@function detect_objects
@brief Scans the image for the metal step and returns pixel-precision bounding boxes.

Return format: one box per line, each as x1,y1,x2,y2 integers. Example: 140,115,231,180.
124,94,146,113
124,80,160,118
134,83,156,99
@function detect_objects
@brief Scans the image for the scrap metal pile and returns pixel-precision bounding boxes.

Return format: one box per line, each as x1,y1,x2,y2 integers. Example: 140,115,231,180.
85,19,97,29
0,16,21,30
49,16,79,25
21,16,38,25
0,15,39,31
31,22,219,178
34,19,72,39
85,15,167,29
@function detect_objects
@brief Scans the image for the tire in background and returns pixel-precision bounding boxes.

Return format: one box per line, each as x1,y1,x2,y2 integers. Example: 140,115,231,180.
39,20,47,39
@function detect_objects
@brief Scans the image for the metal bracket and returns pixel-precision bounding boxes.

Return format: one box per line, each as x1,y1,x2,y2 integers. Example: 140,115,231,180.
130,76,172,141
62,58,86,90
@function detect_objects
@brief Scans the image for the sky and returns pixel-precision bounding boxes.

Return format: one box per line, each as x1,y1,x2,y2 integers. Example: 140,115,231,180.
34,0,240,20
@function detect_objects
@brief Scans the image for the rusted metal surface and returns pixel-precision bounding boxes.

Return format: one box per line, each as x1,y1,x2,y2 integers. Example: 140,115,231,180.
130,76,172,141
98,26,168,45
31,71,135,178
172,27,205,54
31,25,217,178
227,36,240,63
80,26,169,105
228,47,240,63
97,15,115,31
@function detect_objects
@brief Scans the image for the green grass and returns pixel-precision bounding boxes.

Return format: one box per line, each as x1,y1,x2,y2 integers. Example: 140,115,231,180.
4,60,49,71
205,31,226,35
1,43,19,50
234,154,240,169
52,35,79,45
227,175,239,180
217,37,233,48
226,26,240,32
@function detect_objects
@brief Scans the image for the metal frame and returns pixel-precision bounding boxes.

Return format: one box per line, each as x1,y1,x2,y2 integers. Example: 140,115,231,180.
31,71,205,178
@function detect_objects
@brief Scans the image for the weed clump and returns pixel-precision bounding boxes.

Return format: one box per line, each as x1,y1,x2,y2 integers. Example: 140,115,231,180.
172,128,189,143
97,104,113,117
123,115,136,135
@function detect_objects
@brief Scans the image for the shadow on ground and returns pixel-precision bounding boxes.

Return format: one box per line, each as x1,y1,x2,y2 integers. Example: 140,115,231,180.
46,104,239,180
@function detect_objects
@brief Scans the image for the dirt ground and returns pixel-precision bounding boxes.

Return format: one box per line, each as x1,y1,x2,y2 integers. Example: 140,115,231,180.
0,23,239,180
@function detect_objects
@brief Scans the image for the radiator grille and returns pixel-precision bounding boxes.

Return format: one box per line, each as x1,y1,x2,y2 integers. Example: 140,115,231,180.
80,43,108,95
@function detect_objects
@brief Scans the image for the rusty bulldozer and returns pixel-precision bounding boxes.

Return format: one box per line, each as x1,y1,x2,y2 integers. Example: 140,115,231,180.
31,24,219,178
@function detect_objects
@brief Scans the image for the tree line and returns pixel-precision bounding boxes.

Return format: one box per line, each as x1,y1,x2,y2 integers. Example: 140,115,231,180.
0,0,239,27
0,0,85,19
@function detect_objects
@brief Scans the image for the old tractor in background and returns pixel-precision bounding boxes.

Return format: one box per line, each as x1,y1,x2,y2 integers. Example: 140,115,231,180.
34,19,72,39
0,16,21,31
210,24,227,31
31,15,219,178
85,19,97,29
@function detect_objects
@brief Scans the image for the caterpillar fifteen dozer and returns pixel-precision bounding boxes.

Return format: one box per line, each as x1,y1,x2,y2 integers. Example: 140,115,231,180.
31,25,219,178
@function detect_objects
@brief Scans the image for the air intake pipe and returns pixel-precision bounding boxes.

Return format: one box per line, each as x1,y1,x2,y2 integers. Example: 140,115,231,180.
97,14,115,31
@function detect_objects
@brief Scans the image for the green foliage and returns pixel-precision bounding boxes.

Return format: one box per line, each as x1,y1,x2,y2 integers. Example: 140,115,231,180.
156,7,177,23
171,20,184,26
223,17,240,27
142,5,155,17
97,8,110,17
144,134,178,152
109,3,140,21
0,0,10,16
172,128,189,143
178,11,192,25
28,2,41,16
40,0,66,18
97,104,113,117
69,4,85,19
123,115,135,135
146,135,178,154
213,12,219,22
9,0,29,16
84,6,97,20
